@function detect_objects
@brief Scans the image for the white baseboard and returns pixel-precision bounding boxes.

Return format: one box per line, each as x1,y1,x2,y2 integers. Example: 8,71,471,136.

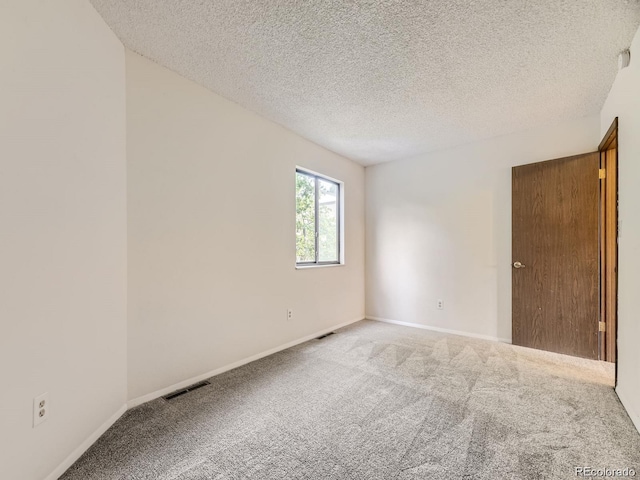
46,317,364,479
615,385,640,435
367,316,511,344
46,404,126,480
127,316,365,409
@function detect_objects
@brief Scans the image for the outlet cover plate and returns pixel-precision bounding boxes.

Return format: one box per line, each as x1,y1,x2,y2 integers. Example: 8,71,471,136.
33,392,49,427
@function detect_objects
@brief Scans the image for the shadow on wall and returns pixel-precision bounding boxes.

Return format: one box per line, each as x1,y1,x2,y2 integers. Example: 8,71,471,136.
369,186,505,339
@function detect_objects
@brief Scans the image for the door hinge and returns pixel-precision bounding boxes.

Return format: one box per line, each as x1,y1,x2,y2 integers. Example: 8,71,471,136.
599,169,606,179
599,321,606,332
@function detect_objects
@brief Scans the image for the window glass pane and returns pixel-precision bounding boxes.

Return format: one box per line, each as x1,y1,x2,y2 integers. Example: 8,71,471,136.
318,179,338,262
296,172,316,262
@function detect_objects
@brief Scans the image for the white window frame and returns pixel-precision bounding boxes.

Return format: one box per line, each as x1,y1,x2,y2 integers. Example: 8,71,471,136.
295,167,344,268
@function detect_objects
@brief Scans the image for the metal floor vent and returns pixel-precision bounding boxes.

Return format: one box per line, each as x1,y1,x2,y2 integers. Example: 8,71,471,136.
162,381,211,401
316,332,335,340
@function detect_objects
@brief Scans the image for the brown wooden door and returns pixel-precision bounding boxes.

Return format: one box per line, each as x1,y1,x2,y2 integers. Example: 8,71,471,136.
512,152,600,359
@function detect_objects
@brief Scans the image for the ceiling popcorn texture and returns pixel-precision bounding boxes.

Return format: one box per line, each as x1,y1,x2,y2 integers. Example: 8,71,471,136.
90,0,640,165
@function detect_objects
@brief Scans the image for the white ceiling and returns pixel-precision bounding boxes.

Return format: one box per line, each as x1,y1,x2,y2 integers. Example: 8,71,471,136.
90,0,640,166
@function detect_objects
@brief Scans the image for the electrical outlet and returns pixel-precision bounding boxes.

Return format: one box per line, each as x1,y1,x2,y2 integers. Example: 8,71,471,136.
437,299,444,310
33,392,49,427
287,309,293,321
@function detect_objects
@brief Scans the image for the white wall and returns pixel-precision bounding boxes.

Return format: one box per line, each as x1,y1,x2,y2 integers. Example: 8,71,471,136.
601,25,640,433
0,1,127,480
366,116,599,342
126,51,365,403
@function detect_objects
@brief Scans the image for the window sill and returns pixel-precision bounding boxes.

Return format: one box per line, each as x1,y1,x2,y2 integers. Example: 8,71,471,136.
295,263,344,270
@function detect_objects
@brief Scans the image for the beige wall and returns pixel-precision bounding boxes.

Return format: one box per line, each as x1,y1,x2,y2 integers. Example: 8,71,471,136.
600,25,640,433
365,116,600,342
0,1,127,479
126,51,365,403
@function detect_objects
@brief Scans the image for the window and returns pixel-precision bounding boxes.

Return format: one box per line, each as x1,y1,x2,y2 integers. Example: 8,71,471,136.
296,169,341,265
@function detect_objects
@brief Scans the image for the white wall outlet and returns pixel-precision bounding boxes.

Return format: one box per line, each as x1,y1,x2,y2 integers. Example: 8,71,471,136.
437,299,444,310
287,309,293,321
33,392,49,427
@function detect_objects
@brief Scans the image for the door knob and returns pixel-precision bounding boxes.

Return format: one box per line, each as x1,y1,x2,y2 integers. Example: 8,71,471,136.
513,261,525,269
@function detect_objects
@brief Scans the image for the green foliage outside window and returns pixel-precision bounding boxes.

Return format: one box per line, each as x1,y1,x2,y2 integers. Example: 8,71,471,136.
296,173,315,262
296,171,339,264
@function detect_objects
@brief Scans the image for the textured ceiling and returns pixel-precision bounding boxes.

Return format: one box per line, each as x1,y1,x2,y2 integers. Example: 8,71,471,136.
90,0,640,166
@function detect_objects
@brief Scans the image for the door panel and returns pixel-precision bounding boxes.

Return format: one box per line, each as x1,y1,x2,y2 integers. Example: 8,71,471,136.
512,152,599,359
